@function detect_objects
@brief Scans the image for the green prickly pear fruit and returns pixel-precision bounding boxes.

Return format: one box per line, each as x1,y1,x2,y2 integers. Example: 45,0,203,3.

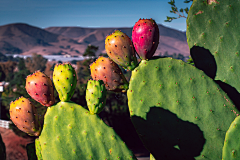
86,80,106,114
26,71,55,107
9,97,41,136
90,56,129,92
132,18,159,60
105,30,138,71
53,63,77,102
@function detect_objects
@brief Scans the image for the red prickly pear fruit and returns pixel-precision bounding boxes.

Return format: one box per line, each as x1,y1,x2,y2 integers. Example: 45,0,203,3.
105,30,138,71
9,97,41,136
25,71,55,107
90,56,129,92
132,18,160,60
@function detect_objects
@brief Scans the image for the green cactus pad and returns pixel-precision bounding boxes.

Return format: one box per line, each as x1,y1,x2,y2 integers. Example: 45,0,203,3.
35,138,43,160
222,116,240,160
127,57,239,159
86,80,106,114
186,0,240,93
150,154,156,160
53,63,77,102
39,101,136,160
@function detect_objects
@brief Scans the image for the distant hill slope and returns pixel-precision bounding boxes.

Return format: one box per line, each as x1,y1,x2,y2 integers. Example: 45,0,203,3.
0,23,189,57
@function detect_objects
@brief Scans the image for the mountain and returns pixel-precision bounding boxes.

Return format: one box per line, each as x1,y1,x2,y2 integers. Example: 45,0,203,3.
0,23,87,56
45,25,190,57
0,23,190,57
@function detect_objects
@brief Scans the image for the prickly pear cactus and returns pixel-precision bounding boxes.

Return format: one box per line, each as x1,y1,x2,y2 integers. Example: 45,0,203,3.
132,18,159,60
53,63,77,101
222,116,240,160
186,0,240,93
127,57,239,159
10,64,137,160
86,80,106,114
105,30,138,71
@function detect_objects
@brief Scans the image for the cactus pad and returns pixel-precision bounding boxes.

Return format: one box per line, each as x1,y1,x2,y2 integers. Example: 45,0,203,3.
38,101,136,160
86,80,106,114
35,138,43,160
186,0,240,93
127,57,239,159
222,115,240,160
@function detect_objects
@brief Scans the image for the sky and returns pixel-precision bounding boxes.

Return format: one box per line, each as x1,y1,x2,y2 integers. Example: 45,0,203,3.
0,0,192,31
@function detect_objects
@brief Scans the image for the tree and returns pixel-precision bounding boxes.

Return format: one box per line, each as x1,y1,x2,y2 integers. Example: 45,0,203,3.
165,0,193,22
0,65,6,82
0,60,17,82
83,44,98,57
25,53,47,73
9,58,30,86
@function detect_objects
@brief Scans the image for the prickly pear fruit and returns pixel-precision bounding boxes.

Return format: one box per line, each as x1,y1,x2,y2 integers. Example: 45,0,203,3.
26,71,55,107
132,18,159,60
9,97,41,136
53,63,77,102
105,30,138,71
90,56,129,92
86,80,106,114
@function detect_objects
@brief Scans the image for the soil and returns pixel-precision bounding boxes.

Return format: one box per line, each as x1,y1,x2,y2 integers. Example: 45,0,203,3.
0,127,34,160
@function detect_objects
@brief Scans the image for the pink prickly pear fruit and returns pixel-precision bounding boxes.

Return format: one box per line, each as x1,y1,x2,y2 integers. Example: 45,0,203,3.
25,71,55,107
90,56,129,92
132,18,160,60
105,30,138,71
9,97,41,136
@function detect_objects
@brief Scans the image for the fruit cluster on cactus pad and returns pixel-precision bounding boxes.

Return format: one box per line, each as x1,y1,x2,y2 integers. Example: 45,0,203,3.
9,62,136,159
